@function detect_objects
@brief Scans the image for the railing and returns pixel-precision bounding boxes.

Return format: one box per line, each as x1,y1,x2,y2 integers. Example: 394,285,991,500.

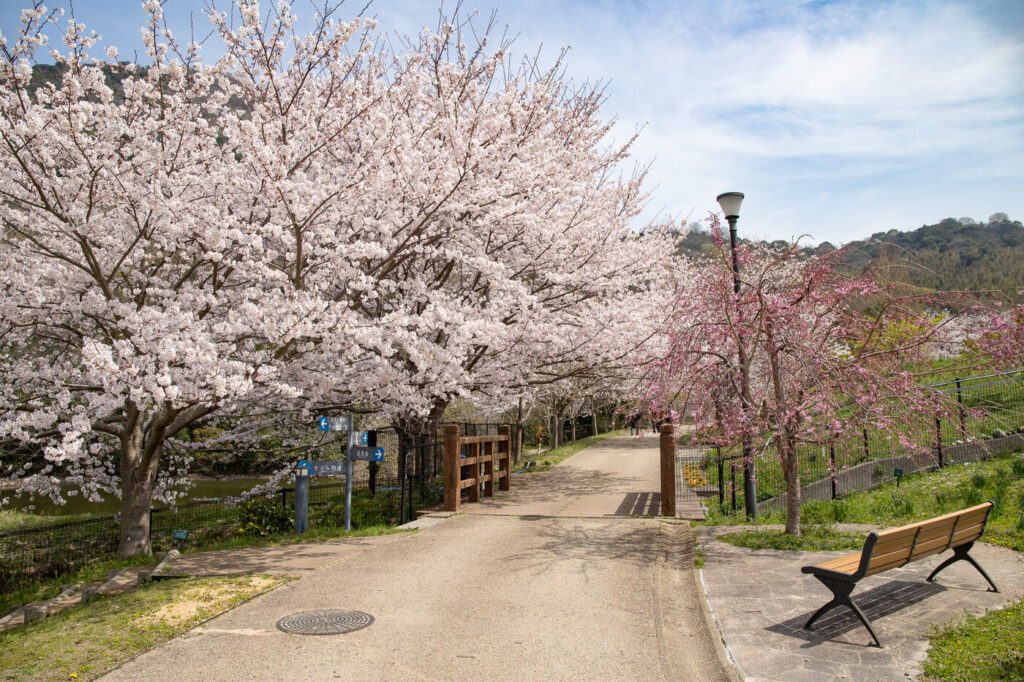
442,424,511,511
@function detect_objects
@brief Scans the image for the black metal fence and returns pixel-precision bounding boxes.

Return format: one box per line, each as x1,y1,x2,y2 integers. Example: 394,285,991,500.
0,422,504,592
685,368,1024,515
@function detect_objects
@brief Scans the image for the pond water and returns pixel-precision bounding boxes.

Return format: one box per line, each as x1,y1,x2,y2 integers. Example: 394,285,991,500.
1,478,273,517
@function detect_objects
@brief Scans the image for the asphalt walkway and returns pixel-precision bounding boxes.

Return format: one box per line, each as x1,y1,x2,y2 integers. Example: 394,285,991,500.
102,435,737,681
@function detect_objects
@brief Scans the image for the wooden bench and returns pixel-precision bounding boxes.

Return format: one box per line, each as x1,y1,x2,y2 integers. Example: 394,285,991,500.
802,501,998,647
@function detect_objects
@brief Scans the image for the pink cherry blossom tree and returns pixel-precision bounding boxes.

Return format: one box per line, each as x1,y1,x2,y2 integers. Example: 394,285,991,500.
647,216,963,534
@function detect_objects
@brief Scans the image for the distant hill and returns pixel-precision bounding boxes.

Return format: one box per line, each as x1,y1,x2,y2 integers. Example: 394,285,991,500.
675,215,1024,303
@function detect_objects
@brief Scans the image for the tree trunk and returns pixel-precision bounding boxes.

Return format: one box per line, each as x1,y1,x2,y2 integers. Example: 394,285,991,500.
782,436,802,536
117,405,163,558
514,423,524,464
591,412,598,437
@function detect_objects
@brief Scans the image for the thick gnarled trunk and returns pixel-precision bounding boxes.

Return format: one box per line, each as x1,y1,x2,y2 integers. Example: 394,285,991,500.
117,405,163,558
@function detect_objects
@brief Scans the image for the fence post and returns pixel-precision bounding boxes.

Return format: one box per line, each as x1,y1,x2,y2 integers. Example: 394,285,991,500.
467,442,481,503
731,460,737,512
443,424,461,512
499,425,511,491
956,377,966,440
935,416,944,468
717,447,724,509
829,440,837,500
483,440,494,498
660,423,676,517
862,427,870,461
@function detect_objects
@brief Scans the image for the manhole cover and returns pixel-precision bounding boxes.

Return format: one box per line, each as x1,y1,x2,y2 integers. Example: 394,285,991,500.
276,609,374,635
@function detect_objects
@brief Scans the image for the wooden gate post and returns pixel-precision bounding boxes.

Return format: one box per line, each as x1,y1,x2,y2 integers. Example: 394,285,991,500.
660,423,676,517
499,425,511,491
443,424,461,511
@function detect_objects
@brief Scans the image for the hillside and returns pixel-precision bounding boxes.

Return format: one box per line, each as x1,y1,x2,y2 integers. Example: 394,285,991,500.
676,215,1024,302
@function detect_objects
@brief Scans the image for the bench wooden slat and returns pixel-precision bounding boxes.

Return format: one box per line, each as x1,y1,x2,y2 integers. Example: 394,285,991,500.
815,553,862,575
874,505,990,541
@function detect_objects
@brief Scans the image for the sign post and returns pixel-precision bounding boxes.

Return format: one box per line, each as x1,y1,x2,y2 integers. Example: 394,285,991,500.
312,416,384,532
295,461,311,534
894,468,904,489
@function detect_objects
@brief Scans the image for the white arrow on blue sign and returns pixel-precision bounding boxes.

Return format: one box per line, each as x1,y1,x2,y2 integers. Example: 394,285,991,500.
318,415,353,432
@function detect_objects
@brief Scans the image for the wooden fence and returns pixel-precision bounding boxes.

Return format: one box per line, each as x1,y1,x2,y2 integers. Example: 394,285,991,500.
443,424,511,511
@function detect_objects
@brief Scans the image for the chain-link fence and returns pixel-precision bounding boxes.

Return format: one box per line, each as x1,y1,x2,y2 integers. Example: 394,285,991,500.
690,368,1024,515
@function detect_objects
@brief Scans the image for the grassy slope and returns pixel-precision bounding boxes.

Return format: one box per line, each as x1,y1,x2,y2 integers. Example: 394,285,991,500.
0,575,287,681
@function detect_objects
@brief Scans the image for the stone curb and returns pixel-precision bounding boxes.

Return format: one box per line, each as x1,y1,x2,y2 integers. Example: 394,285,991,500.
148,549,181,580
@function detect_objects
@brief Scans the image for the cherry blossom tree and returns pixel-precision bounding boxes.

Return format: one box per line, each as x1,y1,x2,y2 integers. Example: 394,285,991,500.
647,217,961,534
0,1,391,556
0,1,681,557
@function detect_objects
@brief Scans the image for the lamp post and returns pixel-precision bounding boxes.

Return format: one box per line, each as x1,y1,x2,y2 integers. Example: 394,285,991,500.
716,191,757,519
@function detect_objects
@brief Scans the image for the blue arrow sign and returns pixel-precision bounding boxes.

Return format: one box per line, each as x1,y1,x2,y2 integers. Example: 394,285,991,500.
318,417,329,432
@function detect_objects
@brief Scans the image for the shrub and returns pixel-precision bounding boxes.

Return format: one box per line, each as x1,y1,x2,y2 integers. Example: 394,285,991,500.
238,498,293,537
971,472,988,489
960,485,984,508
890,494,914,518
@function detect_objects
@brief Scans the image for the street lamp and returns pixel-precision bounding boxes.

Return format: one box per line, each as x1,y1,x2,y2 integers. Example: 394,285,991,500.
716,191,757,519
716,191,744,295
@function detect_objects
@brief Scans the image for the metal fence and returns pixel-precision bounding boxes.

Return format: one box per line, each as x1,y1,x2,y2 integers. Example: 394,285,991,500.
0,422,503,591
678,368,1024,515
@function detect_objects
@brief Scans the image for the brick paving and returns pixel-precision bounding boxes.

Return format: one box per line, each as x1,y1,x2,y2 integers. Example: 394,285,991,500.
697,525,1024,681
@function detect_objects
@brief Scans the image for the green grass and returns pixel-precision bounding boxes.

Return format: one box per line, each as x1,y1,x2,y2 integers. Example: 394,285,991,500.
522,430,624,472
0,509,103,534
704,451,1024,553
0,555,154,617
921,599,1024,681
717,525,865,552
0,574,286,681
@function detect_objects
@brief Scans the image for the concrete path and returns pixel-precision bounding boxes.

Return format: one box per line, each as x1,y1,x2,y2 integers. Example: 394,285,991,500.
434,434,667,518
102,435,738,681
698,525,1024,681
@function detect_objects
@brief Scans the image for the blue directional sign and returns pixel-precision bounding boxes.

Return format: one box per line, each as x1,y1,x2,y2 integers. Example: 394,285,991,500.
318,415,353,432
349,446,384,462
308,461,347,476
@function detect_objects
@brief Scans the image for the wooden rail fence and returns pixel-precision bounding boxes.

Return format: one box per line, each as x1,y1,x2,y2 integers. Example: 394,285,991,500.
443,424,511,511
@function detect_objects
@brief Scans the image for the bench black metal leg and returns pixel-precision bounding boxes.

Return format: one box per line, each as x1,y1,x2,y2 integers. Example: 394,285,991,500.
804,576,882,647
926,542,999,592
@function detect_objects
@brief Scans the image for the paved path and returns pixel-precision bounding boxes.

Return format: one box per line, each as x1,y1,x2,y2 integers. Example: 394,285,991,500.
434,434,668,518
102,435,738,681
698,525,1024,681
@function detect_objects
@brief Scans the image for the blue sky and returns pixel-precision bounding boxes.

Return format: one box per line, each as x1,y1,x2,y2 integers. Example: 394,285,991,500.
2,0,1022,245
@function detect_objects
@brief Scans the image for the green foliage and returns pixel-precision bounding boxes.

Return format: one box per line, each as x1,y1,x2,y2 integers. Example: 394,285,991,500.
1012,457,1024,477
237,498,293,537
704,451,1024,552
959,485,984,508
718,526,864,552
801,498,849,525
674,216,1024,302
923,599,1024,681
970,472,988,489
